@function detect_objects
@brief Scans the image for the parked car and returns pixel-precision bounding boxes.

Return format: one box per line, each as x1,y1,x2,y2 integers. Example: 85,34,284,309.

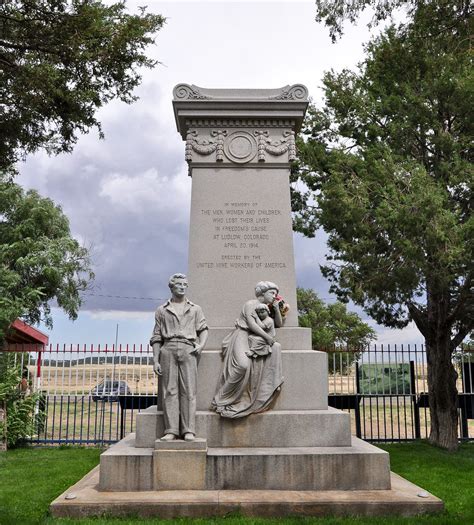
91,379,131,402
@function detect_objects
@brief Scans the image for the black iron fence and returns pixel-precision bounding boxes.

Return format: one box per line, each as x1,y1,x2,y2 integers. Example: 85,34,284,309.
3,343,473,445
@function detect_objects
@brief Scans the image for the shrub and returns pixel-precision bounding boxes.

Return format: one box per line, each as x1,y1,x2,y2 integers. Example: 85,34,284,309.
0,353,39,448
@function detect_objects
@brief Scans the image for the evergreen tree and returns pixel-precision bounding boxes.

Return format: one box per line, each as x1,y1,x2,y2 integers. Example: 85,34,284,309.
293,1,473,449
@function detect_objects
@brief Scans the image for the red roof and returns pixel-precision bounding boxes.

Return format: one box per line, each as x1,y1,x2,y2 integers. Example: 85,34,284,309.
5,319,49,347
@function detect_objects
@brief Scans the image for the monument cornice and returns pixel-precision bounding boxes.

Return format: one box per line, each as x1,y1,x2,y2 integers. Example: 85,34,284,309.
173,84,309,139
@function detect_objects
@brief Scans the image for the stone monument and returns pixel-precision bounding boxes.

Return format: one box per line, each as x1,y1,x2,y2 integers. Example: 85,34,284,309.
50,85,443,518
101,84,391,489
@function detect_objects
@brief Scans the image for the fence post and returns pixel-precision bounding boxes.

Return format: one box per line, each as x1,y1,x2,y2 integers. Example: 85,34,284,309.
459,397,469,440
354,362,362,439
410,361,421,439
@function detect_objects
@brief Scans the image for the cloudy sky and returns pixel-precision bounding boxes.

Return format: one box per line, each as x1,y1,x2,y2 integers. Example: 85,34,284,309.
17,0,422,345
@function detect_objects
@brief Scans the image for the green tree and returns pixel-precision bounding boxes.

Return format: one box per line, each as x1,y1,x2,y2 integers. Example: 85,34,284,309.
1,0,164,175
314,0,471,41
0,176,94,342
297,287,376,350
297,287,376,375
293,2,473,449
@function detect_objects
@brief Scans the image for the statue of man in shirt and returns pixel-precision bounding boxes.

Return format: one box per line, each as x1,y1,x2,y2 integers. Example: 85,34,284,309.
151,273,208,441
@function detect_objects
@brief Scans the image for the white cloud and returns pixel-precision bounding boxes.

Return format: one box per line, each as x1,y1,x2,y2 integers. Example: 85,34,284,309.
99,167,191,220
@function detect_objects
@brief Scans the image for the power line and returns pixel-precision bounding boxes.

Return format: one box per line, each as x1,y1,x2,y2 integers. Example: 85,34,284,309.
81,291,339,303
81,292,164,301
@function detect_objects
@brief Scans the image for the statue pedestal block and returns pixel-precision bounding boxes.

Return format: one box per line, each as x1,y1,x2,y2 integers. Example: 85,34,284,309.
136,407,351,448
153,439,207,490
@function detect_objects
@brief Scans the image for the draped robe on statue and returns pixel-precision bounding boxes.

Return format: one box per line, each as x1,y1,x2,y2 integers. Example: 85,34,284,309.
212,299,284,418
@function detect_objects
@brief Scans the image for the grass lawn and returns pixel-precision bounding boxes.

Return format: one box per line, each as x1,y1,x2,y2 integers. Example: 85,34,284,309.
0,441,472,525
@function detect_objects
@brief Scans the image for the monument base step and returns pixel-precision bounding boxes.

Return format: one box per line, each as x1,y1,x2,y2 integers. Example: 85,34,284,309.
136,407,351,448
99,434,391,491
206,438,390,490
52,466,443,519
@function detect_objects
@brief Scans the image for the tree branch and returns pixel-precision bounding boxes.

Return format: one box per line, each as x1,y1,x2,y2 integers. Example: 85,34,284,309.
447,276,473,326
0,39,54,55
450,321,474,351
407,302,430,338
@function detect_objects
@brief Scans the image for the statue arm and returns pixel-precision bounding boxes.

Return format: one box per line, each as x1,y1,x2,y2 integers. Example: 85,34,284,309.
191,306,209,355
152,342,163,375
272,301,283,328
150,309,163,375
244,302,274,344
196,327,209,352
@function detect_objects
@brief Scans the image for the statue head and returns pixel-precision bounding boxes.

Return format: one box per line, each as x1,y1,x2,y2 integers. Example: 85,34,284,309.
255,303,270,320
168,273,188,299
255,281,279,305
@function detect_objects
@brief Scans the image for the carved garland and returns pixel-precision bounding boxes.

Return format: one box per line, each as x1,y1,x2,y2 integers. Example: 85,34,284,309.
254,130,296,161
185,130,216,162
186,130,296,163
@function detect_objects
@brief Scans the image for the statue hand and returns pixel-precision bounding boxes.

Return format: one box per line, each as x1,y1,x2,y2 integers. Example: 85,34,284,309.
154,362,162,376
266,336,275,346
190,344,203,356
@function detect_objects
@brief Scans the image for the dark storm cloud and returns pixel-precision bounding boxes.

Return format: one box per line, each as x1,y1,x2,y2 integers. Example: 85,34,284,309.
18,80,191,313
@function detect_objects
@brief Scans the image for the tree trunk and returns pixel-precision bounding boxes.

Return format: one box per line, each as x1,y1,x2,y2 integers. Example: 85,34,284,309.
423,280,459,451
425,335,459,451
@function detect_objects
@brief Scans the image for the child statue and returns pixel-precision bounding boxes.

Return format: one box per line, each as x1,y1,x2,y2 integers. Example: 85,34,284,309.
246,303,275,358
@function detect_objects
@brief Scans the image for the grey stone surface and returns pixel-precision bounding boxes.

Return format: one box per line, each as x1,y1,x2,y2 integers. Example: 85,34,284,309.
172,84,309,139
154,447,207,490
51,468,444,518
188,167,299,327
99,434,153,491
155,438,207,450
136,409,350,448
85,435,393,493
205,327,312,351
175,87,308,328
205,437,391,490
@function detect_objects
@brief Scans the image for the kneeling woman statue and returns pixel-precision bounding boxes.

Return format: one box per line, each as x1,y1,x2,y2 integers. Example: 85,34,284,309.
211,281,288,418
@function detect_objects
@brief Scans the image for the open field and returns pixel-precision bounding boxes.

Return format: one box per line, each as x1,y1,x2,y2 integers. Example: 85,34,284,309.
27,362,471,396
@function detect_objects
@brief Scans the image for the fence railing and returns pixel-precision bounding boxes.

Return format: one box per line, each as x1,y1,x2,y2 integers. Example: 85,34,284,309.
3,343,473,445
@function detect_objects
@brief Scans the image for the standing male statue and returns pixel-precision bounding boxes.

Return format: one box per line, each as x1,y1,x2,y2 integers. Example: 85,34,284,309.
151,273,208,441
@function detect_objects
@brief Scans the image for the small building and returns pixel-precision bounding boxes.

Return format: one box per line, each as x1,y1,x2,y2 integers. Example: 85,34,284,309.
4,319,49,352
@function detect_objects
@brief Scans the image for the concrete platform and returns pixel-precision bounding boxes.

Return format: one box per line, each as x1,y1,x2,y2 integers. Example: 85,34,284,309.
51,466,444,519
136,408,350,448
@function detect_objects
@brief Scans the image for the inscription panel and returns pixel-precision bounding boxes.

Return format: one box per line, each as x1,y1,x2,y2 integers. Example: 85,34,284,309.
188,167,298,327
